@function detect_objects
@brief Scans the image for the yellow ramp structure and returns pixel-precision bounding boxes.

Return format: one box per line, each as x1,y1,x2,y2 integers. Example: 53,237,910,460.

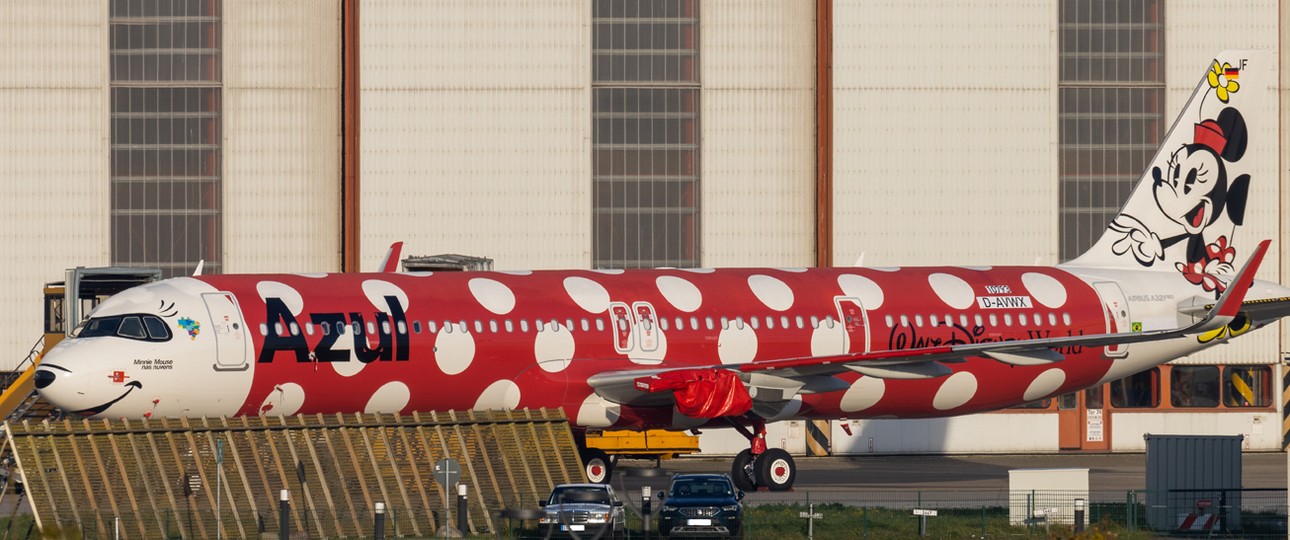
4,408,582,539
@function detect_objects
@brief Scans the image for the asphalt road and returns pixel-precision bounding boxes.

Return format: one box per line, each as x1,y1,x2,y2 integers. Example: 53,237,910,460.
608,452,1287,505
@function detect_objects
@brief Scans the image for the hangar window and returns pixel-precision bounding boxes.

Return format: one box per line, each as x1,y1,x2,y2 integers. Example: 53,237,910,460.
591,0,701,269
1109,368,1159,408
1057,0,1165,260
1170,366,1219,408
110,0,224,277
1223,366,1272,407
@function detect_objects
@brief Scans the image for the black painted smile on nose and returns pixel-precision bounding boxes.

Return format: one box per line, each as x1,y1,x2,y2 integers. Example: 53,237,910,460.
72,380,144,417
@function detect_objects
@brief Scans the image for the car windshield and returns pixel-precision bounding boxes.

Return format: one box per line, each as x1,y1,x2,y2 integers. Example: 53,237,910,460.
548,486,611,505
671,479,732,497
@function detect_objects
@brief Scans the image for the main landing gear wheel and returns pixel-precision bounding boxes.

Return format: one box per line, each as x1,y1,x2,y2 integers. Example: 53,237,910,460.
730,449,756,491
581,448,613,484
753,448,796,492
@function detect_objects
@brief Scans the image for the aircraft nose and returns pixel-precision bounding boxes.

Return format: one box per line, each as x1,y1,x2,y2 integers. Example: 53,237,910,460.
33,369,56,389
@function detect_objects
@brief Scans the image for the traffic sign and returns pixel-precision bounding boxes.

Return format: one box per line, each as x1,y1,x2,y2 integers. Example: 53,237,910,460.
434,458,461,487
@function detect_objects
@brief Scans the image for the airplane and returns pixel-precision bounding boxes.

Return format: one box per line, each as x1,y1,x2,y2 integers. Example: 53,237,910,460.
32,50,1290,491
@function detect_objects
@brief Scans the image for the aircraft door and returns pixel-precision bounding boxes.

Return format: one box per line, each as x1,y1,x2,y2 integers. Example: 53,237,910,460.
202,292,249,371
834,297,870,354
1092,282,1131,358
633,302,659,352
610,302,634,353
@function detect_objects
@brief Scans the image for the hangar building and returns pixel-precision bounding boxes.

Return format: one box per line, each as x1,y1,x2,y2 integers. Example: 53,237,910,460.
2,0,1288,453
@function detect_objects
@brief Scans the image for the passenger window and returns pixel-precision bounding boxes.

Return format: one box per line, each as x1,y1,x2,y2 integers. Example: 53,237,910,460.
506,320,515,332
1003,314,1012,326
914,315,924,327
521,320,530,332
304,323,315,336
973,315,983,327
1062,313,1071,326
781,316,790,328
444,322,453,334
366,322,376,335
321,321,332,335
259,323,268,336
810,316,819,329
459,321,468,333
705,317,714,330
660,318,669,331
884,315,893,327
290,322,301,336
1048,313,1057,326
987,314,997,327
795,316,804,329
594,319,603,332
765,317,774,329
428,321,438,333
747,317,756,330
1018,314,1027,326
735,317,745,330
412,321,421,334
899,315,909,327
690,316,699,330
825,316,836,329
929,315,939,327
566,319,574,331
489,320,498,333
381,321,391,334
721,317,729,330
959,315,968,327
274,322,285,337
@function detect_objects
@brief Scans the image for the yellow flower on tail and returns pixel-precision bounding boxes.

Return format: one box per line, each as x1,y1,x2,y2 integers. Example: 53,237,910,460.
1207,60,1240,103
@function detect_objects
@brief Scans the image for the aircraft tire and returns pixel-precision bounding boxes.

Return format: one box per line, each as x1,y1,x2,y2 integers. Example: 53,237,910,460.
753,448,795,491
730,449,757,491
581,448,613,484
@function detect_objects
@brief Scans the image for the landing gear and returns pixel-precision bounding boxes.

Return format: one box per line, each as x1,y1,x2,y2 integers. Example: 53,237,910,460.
725,417,796,492
581,447,613,484
730,449,756,491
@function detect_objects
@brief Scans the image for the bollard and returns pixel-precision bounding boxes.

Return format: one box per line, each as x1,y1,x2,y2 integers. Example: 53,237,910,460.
374,502,386,540
456,484,468,536
641,485,652,539
279,489,290,540
1074,498,1085,534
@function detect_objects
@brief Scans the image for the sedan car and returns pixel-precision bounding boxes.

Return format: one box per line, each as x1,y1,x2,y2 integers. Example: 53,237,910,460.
539,483,627,539
656,473,744,538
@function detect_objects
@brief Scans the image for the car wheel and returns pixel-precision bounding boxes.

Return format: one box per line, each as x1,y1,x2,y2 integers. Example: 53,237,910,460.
581,447,613,483
753,447,796,491
730,449,756,491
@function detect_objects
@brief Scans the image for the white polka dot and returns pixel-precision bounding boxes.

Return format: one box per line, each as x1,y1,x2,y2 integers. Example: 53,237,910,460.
837,274,885,310
776,267,808,273
592,269,625,275
576,393,621,428
535,325,576,372
564,277,611,313
259,383,305,416
870,266,902,272
629,330,667,365
475,380,522,410
257,281,304,316
754,396,804,421
680,268,716,274
810,323,846,356
499,270,532,276
932,371,978,411
961,266,993,271
748,274,794,311
406,272,434,277
928,273,975,309
1022,272,1069,308
468,278,516,314
656,276,703,312
717,326,758,364
364,381,410,413
295,273,328,279
362,280,410,313
330,332,366,376
840,377,885,412
1023,368,1067,402
434,330,476,375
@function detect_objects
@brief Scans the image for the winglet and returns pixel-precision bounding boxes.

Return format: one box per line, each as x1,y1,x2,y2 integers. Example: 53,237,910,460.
1192,239,1268,333
192,259,205,277
377,242,404,273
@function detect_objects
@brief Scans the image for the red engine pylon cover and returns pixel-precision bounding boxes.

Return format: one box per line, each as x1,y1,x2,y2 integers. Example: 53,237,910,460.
634,369,752,418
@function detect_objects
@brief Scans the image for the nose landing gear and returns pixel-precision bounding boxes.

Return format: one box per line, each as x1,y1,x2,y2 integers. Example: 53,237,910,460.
727,417,796,492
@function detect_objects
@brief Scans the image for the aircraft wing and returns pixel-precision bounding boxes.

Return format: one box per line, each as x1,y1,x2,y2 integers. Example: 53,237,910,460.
585,240,1269,416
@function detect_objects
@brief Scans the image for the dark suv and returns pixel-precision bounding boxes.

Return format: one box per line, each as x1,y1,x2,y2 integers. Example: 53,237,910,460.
656,473,745,538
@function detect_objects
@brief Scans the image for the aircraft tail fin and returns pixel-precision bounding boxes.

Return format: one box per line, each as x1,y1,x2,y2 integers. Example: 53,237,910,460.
376,242,404,273
1065,50,1269,293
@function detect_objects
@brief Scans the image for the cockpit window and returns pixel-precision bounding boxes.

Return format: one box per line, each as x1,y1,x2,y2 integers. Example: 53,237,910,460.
76,314,173,342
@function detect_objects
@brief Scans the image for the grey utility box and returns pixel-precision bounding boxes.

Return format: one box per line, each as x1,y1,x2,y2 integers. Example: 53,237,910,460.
1144,434,1242,531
